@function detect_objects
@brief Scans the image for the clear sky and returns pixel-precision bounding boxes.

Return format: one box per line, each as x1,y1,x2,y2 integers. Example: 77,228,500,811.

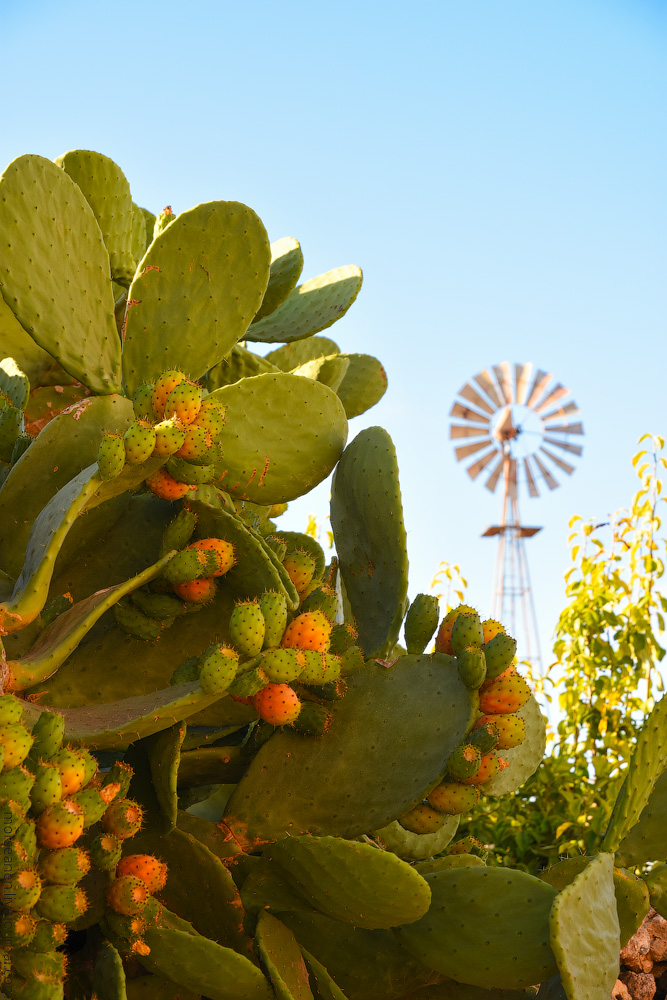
2,0,666,669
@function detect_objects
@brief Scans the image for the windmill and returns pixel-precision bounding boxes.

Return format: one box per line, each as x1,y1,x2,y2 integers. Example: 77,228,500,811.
450,361,584,671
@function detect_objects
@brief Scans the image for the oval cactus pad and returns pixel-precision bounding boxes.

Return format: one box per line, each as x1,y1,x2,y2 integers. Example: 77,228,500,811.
247,265,362,344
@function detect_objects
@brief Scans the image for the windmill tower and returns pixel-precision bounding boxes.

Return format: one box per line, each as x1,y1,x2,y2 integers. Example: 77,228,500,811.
450,361,584,672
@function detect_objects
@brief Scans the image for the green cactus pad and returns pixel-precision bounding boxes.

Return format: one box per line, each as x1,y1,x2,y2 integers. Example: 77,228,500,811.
375,816,460,861
125,977,199,1000
241,860,311,916
331,427,408,658
177,745,247,787
246,266,362,344
645,863,667,919
208,373,348,504
253,237,304,323
121,201,271,396
0,394,134,579
126,723,185,833
0,358,29,410
539,857,649,947
614,768,667,868
92,941,126,1000
414,855,486,874
293,355,351,394
332,354,388,419
0,154,121,393
395,866,559,990
602,690,667,854
300,948,349,1000
255,911,315,1000
55,149,136,285
7,551,174,690
477,695,546,796
204,344,281,392
264,835,431,929
265,336,341,372
394,984,535,1000
222,654,473,846
548,853,620,1000
0,295,57,388
141,920,272,1000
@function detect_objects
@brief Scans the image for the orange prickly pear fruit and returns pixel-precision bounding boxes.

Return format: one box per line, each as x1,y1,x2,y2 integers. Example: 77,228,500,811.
460,751,508,786
172,577,217,604
186,538,235,576
102,799,144,840
252,683,301,725
192,398,226,437
176,423,211,460
164,380,202,425
482,619,505,644
106,874,149,916
434,605,477,655
145,469,191,501
281,611,332,652
152,371,186,420
427,781,480,815
479,672,531,715
116,855,168,893
397,803,447,834
282,550,316,595
36,799,85,849
476,713,526,749
51,747,88,796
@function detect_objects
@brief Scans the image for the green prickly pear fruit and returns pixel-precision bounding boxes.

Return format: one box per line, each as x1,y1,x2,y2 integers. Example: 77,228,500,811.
448,835,485,856
123,419,157,465
467,720,499,755
106,874,149,916
300,583,338,620
166,455,215,486
281,611,332,652
0,910,37,947
12,947,67,984
71,786,117,828
482,619,505,644
163,546,221,584
260,648,302,684
199,645,239,695
132,383,155,421
14,818,38,860
51,747,87,796
39,846,90,885
460,751,507,786
0,723,33,771
229,601,266,658
36,799,85,849
427,781,480,815
30,711,64,762
101,761,133,798
398,803,448,834
77,748,97,786
130,590,185,620
116,854,168,893
170,656,200,685
479,671,532,715
164,380,202,425
113,599,165,641
159,507,198,556
457,646,487,690
88,832,122,871
290,702,333,737
283,550,317,595
102,798,144,840
450,611,484,656
404,593,440,654
476,713,526,749
328,622,358,655
321,653,342,683
0,765,34,805
97,431,125,480
446,744,483,781
340,645,366,675
259,592,288,648
295,649,328,685
192,398,226,436
434,604,478,655
152,371,186,421
27,919,67,953
3,835,32,878
228,666,269,699
152,417,187,458
483,632,518,679
176,422,211,460
0,694,22,725
172,577,217,604
186,537,235,576
0,797,26,839
35,884,87,923
0,867,42,910
252,683,301,725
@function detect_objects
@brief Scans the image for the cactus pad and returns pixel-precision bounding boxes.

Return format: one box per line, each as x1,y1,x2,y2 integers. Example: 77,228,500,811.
247,265,362,344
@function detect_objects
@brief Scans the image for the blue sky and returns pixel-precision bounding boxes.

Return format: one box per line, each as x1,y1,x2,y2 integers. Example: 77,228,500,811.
2,0,666,668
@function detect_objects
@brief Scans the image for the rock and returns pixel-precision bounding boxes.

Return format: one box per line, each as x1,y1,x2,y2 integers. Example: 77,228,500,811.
647,914,667,963
620,971,657,1000
613,979,632,1000
622,924,654,973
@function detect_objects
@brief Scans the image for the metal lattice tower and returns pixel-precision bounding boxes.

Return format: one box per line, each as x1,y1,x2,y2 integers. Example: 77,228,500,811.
450,361,584,672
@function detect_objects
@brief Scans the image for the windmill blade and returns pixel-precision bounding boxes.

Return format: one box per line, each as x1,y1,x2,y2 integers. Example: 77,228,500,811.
544,436,583,457
455,438,495,461
523,456,539,498
474,369,505,408
541,400,580,422
466,449,499,480
525,369,552,409
533,453,559,491
543,421,584,435
514,362,533,404
507,457,518,499
450,402,490,425
493,361,514,403
540,446,575,476
485,455,505,492
457,382,495,416
450,424,491,439
534,383,569,413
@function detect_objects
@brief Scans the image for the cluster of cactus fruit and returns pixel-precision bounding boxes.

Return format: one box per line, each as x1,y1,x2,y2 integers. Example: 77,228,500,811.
1,147,667,1000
